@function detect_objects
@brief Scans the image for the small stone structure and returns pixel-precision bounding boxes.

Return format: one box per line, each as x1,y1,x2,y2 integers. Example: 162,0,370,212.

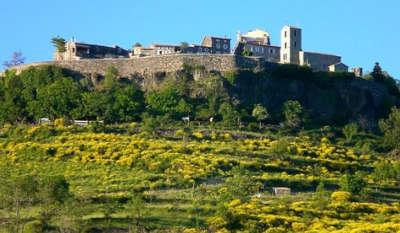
273,187,291,196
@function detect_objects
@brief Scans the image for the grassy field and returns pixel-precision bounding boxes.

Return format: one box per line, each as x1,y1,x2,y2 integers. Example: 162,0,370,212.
0,123,400,232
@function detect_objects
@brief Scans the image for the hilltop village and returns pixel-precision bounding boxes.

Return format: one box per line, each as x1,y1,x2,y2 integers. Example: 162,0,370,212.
55,26,363,76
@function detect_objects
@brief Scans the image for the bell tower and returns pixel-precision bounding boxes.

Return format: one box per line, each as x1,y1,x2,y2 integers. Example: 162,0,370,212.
280,26,302,64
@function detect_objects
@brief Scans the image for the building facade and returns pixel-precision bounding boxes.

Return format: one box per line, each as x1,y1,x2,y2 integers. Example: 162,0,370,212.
57,41,130,61
55,26,357,74
201,36,231,54
235,26,352,73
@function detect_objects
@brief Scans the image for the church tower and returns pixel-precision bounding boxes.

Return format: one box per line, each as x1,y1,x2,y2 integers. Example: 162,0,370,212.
280,26,302,64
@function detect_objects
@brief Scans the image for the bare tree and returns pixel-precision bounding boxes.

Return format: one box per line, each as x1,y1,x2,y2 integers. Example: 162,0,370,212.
3,52,25,68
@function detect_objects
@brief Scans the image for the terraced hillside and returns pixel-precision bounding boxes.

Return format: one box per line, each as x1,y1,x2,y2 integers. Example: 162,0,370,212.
1,123,400,232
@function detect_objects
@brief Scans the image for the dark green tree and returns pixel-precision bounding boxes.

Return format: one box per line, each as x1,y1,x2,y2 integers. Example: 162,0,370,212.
37,77,82,119
111,85,145,122
145,86,190,119
371,62,384,82
51,37,66,53
283,100,303,129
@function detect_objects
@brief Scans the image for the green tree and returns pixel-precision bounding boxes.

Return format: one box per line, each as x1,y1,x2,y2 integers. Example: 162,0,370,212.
379,107,400,150
340,173,367,195
219,102,240,128
80,92,109,120
37,77,82,119
342,123,358,143
282,100,303,129
110,85,145,123
145,86,190,119
0,73,26,123
252,104,270,129
51,37,66,53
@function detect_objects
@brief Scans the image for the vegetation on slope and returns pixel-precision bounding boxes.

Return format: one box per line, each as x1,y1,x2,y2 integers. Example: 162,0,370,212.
0,116,400,232
0,63,400,232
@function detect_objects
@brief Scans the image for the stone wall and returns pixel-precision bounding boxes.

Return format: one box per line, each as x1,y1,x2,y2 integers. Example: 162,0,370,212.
7,54,268,78
299,51,341,72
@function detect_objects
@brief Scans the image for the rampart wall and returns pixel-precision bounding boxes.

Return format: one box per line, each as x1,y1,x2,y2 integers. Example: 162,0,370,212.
6,54,272,77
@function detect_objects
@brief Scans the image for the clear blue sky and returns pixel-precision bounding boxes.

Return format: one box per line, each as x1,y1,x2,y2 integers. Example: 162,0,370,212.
1,0,399,78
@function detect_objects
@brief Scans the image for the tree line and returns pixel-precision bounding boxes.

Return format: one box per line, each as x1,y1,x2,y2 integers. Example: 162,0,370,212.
0,65,308,130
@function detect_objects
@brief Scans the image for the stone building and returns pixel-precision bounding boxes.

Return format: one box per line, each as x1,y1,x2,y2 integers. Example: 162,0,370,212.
151,44,181,55
237,29,271,45
57,41,130,61
201,36,231,54
130,35,231,57
351,67,363,77
235,25,350,73
234,29,280,62
299,51,342,72
131,44,154,57
328,62,349,73
280,26,302,65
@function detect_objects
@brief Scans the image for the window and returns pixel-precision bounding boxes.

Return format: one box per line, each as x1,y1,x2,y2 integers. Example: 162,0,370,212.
270,49,273,54
294,41,297,48
284,31,287,38
223,44,228,49
284,42,287,49
216,43,221,49
294,31,297,37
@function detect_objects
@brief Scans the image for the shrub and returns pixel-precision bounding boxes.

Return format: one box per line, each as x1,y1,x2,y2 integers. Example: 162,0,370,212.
23,220,44,233
331,191,351,203
339,173,367,195
54,118,66,128
342,123,358,143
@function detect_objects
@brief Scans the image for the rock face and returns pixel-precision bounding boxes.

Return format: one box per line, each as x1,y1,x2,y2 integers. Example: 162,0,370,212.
232,72,398,126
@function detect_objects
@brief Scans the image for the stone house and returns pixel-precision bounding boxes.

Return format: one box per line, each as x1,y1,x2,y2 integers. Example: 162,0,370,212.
201,36,231,54
57,41,130,61
151,44,181,55
237,28,271,46
329,62,349,73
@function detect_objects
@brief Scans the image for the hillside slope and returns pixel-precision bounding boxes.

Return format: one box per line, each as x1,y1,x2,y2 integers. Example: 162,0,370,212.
0,124,400,232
